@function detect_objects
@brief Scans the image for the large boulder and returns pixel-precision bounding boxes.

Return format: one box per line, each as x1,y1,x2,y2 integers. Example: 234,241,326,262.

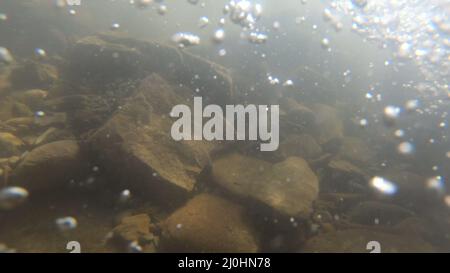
302,228,435,253
160,193,259,253
212,153,319,218
67,33,233,104
11,140,86,192
88,74,214,205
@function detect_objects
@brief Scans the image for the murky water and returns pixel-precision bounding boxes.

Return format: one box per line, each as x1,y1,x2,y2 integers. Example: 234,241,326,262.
0,0,449,253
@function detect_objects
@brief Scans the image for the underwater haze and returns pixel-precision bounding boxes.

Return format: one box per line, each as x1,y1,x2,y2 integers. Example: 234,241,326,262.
0,0,449,253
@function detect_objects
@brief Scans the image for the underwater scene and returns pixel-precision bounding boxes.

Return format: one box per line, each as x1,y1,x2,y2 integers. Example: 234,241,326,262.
0,0,450,253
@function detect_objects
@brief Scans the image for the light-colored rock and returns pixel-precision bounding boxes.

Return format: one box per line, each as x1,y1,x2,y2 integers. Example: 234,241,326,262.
0,132,24,157
212,153,319,217
161,193,259,253
110,214,158,253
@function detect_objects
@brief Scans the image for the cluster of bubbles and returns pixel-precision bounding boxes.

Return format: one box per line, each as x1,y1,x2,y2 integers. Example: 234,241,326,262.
327,0,450,95
170,1,269,48
172,32,201,48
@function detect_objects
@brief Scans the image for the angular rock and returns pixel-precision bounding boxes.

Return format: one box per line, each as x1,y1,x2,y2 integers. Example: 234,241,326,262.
322,159,370,193
161,193,259,253
212,153,319,217
302,228,435,253
11,140,86,192
110,214,158,253
88,74,214,205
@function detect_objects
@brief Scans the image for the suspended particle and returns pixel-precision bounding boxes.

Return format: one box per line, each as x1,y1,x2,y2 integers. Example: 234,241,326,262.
397,142,414,155
359,118,368,127
283,80,294,87
0,47,14,64
405,99,419,112
370,176,397,195
119,189,131,203
321,38,330,49
0,187,29,210
218,49,227,56
55,217,78,231
128,241,143,253
198,16,209,28
157,4,168,15
213,29,225,43
110,23,120,31
383,105,401,126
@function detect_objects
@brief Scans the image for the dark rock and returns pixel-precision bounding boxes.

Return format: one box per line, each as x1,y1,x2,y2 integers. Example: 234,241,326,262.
88,74,214,205
67,33,233,103
10,61,57,90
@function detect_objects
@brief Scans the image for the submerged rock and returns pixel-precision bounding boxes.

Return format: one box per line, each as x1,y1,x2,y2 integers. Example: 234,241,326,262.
0,132,24,157
322,159,370,193
67,33,233,103
10,61,57,90
337,137,375,165
347,201,415,226
161,193,259,253
11,140,86,192
310,103,344,145
277,134,322,160
88,74,214,205
110,214,158,253
212,153,319,217
302,228,435,253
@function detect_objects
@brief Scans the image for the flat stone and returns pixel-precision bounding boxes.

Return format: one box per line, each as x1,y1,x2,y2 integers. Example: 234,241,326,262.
212,153,319,217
